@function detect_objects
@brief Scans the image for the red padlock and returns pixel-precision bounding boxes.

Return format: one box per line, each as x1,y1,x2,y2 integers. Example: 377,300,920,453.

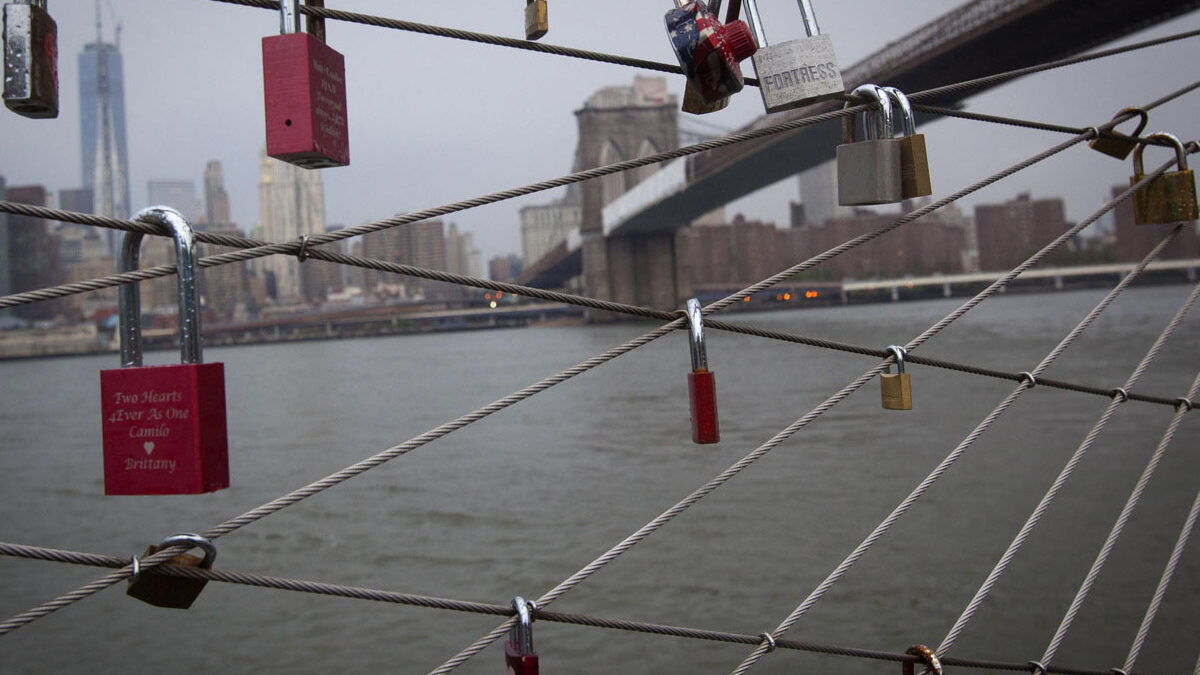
504,596,539,675
262,0,349,169
100,207,229,495
685,298,720,444
664,0,757,107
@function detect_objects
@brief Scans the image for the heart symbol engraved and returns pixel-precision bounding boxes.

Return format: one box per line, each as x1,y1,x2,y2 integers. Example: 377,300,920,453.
143,441,155,455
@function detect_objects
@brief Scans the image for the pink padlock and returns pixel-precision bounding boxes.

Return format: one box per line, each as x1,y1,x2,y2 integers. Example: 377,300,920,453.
262,0,349,169
505,596,539,675
685,298,720,444
100,207,229,495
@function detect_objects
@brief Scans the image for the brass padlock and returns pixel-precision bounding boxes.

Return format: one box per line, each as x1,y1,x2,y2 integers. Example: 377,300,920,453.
1130,132,1198,225
881,87,931,199
1089,107,1148,160
127,533,216,609
880,345,912,411
525,0,548,40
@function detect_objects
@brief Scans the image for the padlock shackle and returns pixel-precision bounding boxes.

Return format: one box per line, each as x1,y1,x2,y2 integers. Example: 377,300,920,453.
886,345,906,374
1112,107,1149,137
156,533,217,568
279,0,301,34
1132,132,1188,176
120,206,202,368
795,0,821,37
881,87,916,137
685,298,708,372
842,84,892,144
740,0,768,48
509,596,535,656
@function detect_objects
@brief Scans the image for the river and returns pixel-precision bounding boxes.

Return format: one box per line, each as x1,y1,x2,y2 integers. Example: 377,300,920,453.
1,285,1198,674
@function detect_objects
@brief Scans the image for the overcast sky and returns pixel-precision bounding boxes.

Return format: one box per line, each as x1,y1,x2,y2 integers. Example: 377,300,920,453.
1,1,1198,266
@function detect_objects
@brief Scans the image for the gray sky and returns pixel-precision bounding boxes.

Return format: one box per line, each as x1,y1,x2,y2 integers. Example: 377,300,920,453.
2,1,1199,266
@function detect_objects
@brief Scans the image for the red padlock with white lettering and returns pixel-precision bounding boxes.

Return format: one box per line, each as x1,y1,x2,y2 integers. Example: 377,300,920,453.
262,0,349,169
100,207,229,495
505,596,539,675
685,298,719,444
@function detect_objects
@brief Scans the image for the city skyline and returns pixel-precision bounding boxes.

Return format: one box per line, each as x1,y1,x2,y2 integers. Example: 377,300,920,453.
1,2,1197,268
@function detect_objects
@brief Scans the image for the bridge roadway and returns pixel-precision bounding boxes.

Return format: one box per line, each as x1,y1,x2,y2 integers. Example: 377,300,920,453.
522,0,1200,293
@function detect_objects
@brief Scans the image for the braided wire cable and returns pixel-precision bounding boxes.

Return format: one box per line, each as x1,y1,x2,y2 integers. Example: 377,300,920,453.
426,138,1184,675
1041,315,1200,666
1123,487,1200,672
726,220,1188,675
936,235,1196,658
0,541,1139,675
0,125,1087,639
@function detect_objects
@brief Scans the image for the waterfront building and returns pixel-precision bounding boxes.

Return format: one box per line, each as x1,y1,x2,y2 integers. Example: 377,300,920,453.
146,179,201,223
3,185,61,321
257,149,327,304
203,161,232,230
360,219,448,301
1111,184,1199,262
975,193,1067,271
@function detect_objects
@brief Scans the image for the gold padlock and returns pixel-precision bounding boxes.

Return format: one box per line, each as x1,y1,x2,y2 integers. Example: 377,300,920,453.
127,533,216,609
880,345,913,411
1089,107,1148,160
525,0,548,40
682,82,729,115
882,87,932,199
1130,132,1198,225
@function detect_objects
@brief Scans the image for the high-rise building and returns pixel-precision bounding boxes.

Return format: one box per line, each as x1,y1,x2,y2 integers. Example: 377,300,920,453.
203,161,232,229
360,219,448,301
257,149,326,303
79,34,131,239
146,179,201,223
797,161,854,226
3,185,61,320
975,193,1066,272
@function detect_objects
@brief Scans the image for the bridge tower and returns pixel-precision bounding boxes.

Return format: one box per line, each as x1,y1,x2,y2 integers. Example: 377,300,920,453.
575,77,691,317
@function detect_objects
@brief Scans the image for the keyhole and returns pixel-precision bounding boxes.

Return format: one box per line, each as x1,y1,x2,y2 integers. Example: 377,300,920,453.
284,119,292,127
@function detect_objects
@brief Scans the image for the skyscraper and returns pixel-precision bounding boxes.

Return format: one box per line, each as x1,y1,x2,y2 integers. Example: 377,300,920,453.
258,149,326,303
146,180,201,222
203,160,232,229
79,26,131,247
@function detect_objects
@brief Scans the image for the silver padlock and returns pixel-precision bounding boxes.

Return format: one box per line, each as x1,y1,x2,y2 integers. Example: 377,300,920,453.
837,84,903,206
742,0,843,113
2,0,58,118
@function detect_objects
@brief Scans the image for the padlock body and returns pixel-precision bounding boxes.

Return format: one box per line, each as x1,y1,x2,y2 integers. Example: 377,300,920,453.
2,3,58,118
505,641,539,675
524,0,548,41
1130,170,1199,225
100,362,229,495
880,372,912,410
837,139,903,205
688,370,720,445
681,81,728,115
126,548,210,609
262,32,349,169
665,3,748,105
1089,135,1138,160
898,133,932,199
752,36,843,113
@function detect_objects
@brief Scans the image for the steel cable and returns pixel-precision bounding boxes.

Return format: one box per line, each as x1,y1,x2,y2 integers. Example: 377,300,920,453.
936,241,1198,659
726,202,1189,675
1040,344,1200,666
1123,488,1200,673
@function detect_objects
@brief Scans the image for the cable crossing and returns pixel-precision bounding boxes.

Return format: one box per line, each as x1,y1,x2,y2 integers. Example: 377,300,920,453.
0,4,1198,674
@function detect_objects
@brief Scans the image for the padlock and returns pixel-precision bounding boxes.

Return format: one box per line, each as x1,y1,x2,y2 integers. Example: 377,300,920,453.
100,207,229,495
685,298,720,444
901,644,943,675
880,345,912,411
262,0,349,169
741,0,843,113
505,596,539,675
1129,132,1198,225
664,0,756,107
2,0,58,118
1089,107,1149,160
837,84,902,206
127,534,216,609
524,0,548,41
881,87,932,199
